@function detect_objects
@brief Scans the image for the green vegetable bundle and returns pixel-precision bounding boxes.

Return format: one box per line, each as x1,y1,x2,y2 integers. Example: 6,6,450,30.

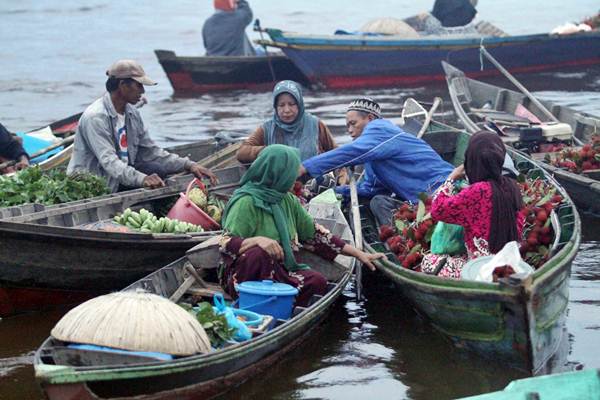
190,302,235,348
0,166,109,207
114,208,204,234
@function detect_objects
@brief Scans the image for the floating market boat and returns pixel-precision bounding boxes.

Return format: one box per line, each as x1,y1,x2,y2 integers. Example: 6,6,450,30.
459,368,600,399
154,50,309,95
260,26,600,90
34,201,355,400
15,113,81,171
443,60,600,214
0,142,242,317
361,118,580,374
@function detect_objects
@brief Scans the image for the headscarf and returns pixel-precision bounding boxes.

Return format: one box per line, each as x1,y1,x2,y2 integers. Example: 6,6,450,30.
464,131,523,253
263,80,319,161
222,144,310,271
432,0,477,27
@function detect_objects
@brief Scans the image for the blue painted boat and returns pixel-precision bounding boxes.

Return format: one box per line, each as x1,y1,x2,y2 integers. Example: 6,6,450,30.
262,27,600,90
459,368,600,399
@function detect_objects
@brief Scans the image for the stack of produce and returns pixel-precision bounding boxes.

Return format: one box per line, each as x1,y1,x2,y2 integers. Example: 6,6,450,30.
188,186,223,224
114,208,204,233
0,166,109,207
546,135,600,174
379,177,565,271
518,178,564,268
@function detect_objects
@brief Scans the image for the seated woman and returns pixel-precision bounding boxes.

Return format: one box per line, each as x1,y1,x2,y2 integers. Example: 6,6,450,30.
237,80,338,164
421,131,524,279
221,144,384,306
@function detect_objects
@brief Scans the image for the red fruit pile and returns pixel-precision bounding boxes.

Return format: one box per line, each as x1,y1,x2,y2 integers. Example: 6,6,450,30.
518,178,564,268
380,197,437,270
547,135,600,174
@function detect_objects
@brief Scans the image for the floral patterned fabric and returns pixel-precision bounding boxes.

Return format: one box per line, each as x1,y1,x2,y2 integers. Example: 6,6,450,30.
220,223,346,307
421,180,524,279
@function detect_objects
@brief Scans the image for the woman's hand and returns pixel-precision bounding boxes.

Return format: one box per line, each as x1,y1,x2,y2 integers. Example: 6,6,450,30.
449,165,465,181
239,236,284,261
356,251,387,271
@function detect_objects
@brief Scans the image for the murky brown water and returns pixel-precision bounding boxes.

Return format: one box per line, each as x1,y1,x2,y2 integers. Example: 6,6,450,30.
1,1,600,399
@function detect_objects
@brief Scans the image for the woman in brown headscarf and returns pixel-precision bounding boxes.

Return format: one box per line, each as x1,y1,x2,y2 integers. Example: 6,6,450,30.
421,131,524,279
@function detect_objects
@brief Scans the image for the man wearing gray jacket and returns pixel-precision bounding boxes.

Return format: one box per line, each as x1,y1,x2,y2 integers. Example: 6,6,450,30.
68,59,216,192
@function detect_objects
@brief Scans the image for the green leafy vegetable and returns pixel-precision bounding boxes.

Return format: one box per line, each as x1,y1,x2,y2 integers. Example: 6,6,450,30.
190,302,235,348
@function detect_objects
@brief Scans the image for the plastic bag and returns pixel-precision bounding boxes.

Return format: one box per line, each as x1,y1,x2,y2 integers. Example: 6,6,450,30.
213,293,252,342
474,241,534,283
430,222,467,256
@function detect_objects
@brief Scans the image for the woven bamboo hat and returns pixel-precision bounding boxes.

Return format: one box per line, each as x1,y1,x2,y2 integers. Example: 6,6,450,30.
51,291,211,356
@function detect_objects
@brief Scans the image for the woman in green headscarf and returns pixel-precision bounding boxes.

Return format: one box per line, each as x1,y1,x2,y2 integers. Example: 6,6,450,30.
221,144,384,306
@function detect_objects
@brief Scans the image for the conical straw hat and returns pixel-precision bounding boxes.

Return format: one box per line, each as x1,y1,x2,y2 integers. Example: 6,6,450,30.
51,291,211,356
360,18,419,38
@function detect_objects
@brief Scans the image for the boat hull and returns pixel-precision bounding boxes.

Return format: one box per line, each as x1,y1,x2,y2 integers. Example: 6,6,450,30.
266,30,600,89
154,50,309,94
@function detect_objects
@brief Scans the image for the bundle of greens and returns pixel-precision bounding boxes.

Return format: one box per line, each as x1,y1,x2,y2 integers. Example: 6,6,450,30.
190,302,235,348
0,166,109,207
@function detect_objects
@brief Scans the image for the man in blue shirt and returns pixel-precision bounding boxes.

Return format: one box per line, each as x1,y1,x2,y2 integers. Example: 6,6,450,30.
299,98,453,225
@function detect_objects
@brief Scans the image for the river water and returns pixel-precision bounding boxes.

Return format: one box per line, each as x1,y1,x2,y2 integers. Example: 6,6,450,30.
1,1,600,399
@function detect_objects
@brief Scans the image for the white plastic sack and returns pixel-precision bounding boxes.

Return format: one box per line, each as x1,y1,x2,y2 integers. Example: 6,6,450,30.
551,22,592,35
475,241,532,282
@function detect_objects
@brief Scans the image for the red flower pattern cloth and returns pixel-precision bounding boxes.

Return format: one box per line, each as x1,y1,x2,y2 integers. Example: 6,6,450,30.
421,180,524,279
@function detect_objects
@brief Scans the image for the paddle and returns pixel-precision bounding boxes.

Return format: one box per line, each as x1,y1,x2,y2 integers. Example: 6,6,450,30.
417,97,442,138
479,46,584,146
348,167,364,300
254,19,277,83
0,134,75,171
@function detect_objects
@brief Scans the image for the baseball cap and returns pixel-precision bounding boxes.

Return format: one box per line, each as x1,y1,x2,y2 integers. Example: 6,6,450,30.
106,59,157,86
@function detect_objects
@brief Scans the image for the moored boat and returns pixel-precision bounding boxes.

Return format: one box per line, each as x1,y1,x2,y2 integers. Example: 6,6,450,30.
261,27,600,90
361,120,580,373
0,142,242,317
443,60,600,214
34,201,355,400
154,50,309,95
459,368,600,399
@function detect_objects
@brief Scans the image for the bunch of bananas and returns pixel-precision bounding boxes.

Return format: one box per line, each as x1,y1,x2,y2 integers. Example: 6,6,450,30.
113,208,204,234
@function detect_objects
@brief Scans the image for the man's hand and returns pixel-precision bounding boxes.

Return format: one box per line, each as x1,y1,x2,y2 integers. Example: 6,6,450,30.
14,155,29,171
239,236,284,261
297,164,307,178
189,164,218,186
449,164,465,181
142,173,165,189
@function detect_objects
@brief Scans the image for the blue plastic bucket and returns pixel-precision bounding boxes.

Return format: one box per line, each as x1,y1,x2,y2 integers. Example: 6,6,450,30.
236,280,298,321
232,308,263,327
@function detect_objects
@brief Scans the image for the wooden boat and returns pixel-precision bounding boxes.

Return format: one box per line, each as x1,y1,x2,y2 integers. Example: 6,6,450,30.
261,27,600,90
34,201,355,400
0,142,242,317
360,119,580,374
154,50,309,95
17,113,81,171
443,61,600,214
459,368,600,399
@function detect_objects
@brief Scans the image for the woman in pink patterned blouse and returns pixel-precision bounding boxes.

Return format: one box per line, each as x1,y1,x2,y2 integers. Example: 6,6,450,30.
421,131,524,279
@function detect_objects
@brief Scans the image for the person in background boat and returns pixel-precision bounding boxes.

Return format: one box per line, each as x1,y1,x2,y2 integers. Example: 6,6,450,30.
298,97,454,226
403,0,478,35
202,0,256,56
220,145,385,307
421,131,525,279
237,80,347,183
0,122,29,174
67,59,217,193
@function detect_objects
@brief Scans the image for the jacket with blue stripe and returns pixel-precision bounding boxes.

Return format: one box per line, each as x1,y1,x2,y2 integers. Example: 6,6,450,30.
302,119,454,202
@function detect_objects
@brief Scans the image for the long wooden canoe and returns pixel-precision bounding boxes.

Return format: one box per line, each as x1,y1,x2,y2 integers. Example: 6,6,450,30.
361,120,580,374
0,142,242,317
34,201,355,400
154,50,309,95
443,61,600,214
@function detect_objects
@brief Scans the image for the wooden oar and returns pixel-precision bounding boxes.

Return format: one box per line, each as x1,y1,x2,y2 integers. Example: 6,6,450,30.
348,168,364,300
417,97,442,138
0,134,75,171
479,46,584,146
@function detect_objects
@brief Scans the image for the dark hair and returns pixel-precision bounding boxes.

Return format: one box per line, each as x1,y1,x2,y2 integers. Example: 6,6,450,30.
464,131,523,253
105,77,135,92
